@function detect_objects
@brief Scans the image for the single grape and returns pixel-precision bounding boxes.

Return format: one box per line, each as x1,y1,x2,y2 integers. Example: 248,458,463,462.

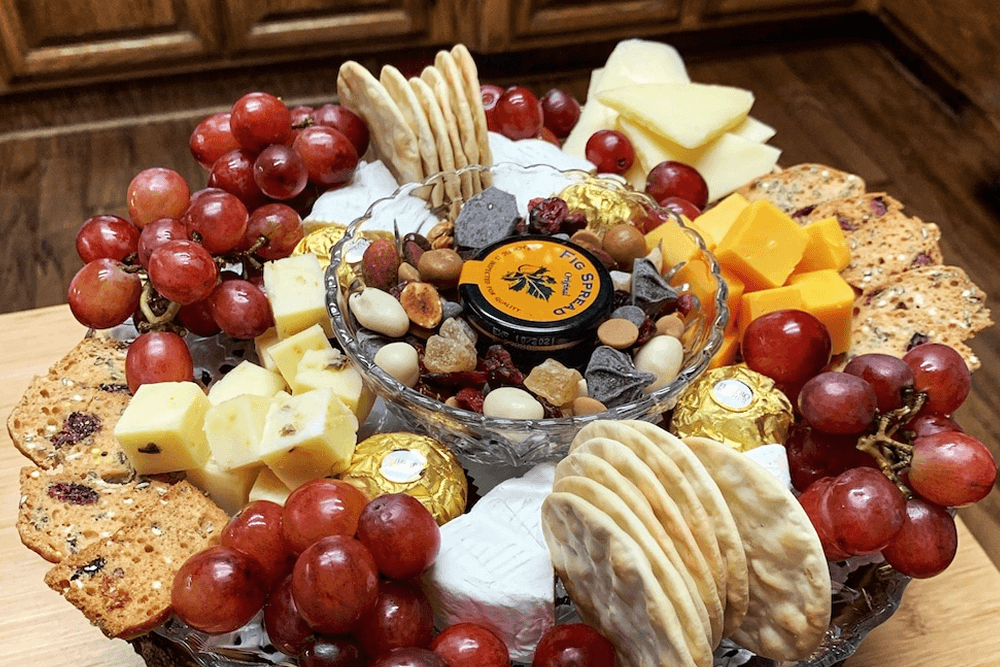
798,371,877,434
823,467,906,556
494,86,543,140
230,92,292,153
311,104,370,157
431,622,510,667
785,424,875,492
240,203,304,260
369,647,449,667
125,331,194,393
585,130,635,175
292,126,359,188
137,217,187,269
540,88,581,139
182,189,249,255
67,259,142,329
208,279,273,340
127,167,191,228
741,309,832,387
208,148,270,211
221,500,294,591
175,297,222,337
909,431,997,506
531,623,616,667
357,493,441,580
481,84,504,133
171,545,269,634
147,239,219,305
645,161,709,210
536,126,560,146
282,479,370,555
190,112,241,169
291,535,380,635
903,343,971,415
843,352,915,413
263,574,314,656
254,144,308,200
881,496,957,578
798,476,851,560
906,412,963,439
354,579,434,657
660,196,702,220
299,634,367,667
76,214,140,263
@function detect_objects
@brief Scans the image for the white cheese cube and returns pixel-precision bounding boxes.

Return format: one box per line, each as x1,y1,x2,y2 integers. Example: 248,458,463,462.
208,360,287,406
248,466,293,506
254,327,281,371
263,253,332,339
114,382,211,475
291,348,374,421
268,324,334,386
259,387,358,489
204,394,270,470
185,459,259,515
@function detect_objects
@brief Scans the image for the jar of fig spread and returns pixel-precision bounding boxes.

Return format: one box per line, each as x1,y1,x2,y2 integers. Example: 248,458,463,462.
458,235,614,354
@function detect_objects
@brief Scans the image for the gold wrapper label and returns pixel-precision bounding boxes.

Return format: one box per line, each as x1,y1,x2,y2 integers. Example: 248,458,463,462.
380,449,428,484
293,225,347,268
558,182,645,237
710,379,754,412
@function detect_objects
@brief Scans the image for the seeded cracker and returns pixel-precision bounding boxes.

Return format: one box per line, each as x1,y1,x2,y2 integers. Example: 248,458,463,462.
736,163,866,214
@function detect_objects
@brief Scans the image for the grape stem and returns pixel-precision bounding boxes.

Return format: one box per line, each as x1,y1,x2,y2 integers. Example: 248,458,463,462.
138,281,181,328
855,389,926,497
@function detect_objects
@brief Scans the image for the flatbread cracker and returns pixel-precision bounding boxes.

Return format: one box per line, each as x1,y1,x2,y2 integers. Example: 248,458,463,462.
410,76,463,211
684,436,831,662
542,491,700,667
450,44,493,186
380,65,443,207
338,61,423,185
434,51,483,195
421,65,474,200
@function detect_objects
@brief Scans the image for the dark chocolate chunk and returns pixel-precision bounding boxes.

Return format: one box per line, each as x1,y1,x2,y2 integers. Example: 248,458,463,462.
453,187,520,250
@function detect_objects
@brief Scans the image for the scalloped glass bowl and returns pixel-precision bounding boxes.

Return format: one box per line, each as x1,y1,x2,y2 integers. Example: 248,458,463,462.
325,162,729,466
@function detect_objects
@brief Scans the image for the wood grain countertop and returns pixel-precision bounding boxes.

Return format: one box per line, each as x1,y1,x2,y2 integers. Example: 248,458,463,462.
2,305,999,666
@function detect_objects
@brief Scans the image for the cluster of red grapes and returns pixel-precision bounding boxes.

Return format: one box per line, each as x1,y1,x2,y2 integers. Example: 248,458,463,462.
67,92,369,392
171,479,615,667
742,309,997,578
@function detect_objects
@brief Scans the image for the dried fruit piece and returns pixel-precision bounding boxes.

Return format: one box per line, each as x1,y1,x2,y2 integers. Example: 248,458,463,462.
51,412,101,449
400,282,443,329
361,239,401,292
48,482,100,505
524,358,583,406
484,344,525,387
424,336,477,373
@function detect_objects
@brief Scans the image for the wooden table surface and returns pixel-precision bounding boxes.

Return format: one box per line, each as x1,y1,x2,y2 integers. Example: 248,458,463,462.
2,305,999,667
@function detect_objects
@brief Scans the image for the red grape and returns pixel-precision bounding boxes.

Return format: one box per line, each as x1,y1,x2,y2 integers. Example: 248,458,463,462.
481,84,504,133
370,647,449,667
221,500,294,591
127,167,191,228
660,197,701,220
906,412,963,439
531,623,616,667
823,467,906,556
537,126,560,146
293,126,359,188
843,352,915,413
291,535,380,635
798,476,851,560
125,331,194,393
312,104,370,157
209,279,273,340
171,545,270,634
67,258,142,329
645,161,709,210
137,217,187,269
357,493,441,580
785,424,876,492
208,148,270,211
354,579,434,656
190,112,241,169
182,189,249,255
585,130,634,175
76,214,140,263
540,88,581,139
282,479,370,555
742,309,832,387
431,622,510,667
231,92,292,153
241,203,304,260
254,144,308,200
494,86,543,140
798,371,877,435
903,343,971,415
299,635,367,667
175,297,222,337
881,496,957,578
263,574,314,656
147,239,219,305
909,431,997,506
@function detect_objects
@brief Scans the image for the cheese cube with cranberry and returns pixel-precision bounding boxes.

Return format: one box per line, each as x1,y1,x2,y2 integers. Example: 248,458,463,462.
113,381,211,475
263,253,332,339
292,347,374,421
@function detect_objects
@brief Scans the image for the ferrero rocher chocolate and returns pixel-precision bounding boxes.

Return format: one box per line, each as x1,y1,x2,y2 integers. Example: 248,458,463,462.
338,432,467,524
293,224,347,268
558,181,644,236
670,364,793,452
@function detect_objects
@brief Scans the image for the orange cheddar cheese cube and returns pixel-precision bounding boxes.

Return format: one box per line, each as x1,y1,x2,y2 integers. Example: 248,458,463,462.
737,284,805,339
786,269,855,354
715,200,809,291
688,192,749,250
793,216,850,274
645,217,701,267
708,324,741,369
672,255,720,311
719,265,745,327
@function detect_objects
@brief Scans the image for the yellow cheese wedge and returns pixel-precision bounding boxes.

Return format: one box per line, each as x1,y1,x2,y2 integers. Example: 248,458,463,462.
263,253,332,339
688,192,749,250
186,459,260,516
599,82,754,149
715,200,809,291
207,360,287,405
248,466,293,506
203,393,270,471
786,270,855,354
737,284,806,339
793,216,851,274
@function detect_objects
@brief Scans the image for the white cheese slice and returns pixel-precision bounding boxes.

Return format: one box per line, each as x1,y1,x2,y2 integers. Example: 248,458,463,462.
598,82,755,149
596,38,690,93
489,132,594,173
743,443,792,490
421,463,556,663
731,115,777,144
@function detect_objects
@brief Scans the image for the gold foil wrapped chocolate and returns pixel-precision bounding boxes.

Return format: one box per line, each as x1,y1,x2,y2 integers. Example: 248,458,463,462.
670,365,793,452
559,181,645,236
293,224,348,268
338,432,467,524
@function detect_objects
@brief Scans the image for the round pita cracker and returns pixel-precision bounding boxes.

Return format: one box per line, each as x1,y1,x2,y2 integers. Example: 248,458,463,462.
622,419,750,638
409,76,463,207
684,436,831,661
541,491,700,667
380,65,442,206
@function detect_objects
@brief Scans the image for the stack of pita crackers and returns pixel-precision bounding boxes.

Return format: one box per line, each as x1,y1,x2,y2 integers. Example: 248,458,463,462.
337,44,493,217
737,164,992,369
541,420,831,666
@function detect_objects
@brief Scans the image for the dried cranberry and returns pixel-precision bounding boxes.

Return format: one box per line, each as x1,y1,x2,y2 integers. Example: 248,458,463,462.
895,302,908,310
911,253,933,267
837,215,857,232
528,197,569,235
864,288,884,306
870,196,888,216
483,345,525,387
907,332,931,350
415,379,445,401
676,293,697,317
454,387,485,413
422,370,488,389
792,205,816,219
51,412,101,448
561,213,588,235
48,482,100,505
635,317,658,346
